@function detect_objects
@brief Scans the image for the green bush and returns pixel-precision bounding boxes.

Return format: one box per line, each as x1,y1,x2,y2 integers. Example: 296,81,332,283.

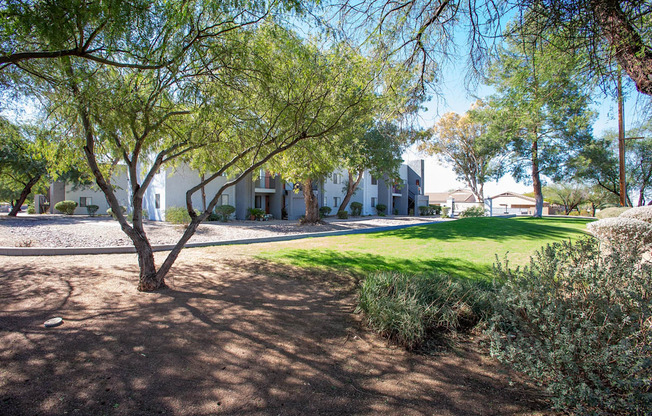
165,206,198,224
54,200,77,215
460,206,485,218
596,206,630,219
579,209,590,216
430,204,441,215
350,202,362,216
215,204,236,222
489,238,652,414
247,207,265,220
86,204,99,216
27,204,36,214
375,204,387,216
107,206,127,219
127,210,149,222
358,272,492,350
319,206,332,218
337,210,348,219
441,206,450,218
568,210,580,216
418,205,431,216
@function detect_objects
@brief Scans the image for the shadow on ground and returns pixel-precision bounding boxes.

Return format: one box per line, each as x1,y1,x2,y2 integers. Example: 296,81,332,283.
0,252,548,415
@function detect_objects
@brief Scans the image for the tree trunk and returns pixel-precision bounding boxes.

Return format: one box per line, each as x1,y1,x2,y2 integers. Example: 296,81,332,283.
531,140,543,218
8,175,41,217
592,0,652,96
302,178,320,224
338,170,363,213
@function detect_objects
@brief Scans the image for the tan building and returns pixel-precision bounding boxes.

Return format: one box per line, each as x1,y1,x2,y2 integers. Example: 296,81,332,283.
488,192,550,216
425,189,482,216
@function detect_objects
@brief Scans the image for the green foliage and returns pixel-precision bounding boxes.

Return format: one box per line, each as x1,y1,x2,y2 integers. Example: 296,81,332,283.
460,206,485,218
127,210,149,222
375,204,387,215
489,238,652,414
214,204,236,222
441,206,450,218
358,271,492,350
543,182,588,215
337,210,349,219
27,204,35,214
107,206,126,220
418,205,431,216
247,207,265,220
165,207,197,225
350,202,362,216
319,206,332,218
596,206,631,219
86,204,99,216
54,200,77,215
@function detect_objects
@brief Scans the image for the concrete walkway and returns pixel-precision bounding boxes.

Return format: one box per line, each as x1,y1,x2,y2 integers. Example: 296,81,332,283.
0,220,443,256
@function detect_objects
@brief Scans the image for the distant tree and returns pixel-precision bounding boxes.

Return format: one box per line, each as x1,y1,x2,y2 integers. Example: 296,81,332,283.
584,184,619,217
0,118,49,216
543,183,587,215
419,101,502,203
484,30,595,217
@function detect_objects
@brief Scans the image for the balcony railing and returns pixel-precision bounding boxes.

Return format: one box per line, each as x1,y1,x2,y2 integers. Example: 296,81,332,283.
392,185,402,194
255,175,276,189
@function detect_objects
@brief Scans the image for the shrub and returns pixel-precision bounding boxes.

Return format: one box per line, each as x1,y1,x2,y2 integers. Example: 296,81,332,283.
376,203,387,216
27,204,36,214
337,210,349,219
418,205,431,216
568,210,580,216
215,204,236,222
460,206,485,218
596,206,631,219
107,206,126,220
86,204,99,216
587,217,652,251
441,206,450,218
579,209,590,217
430,204,441,215
408,208,414,216
358,271,492,350
127,210,148,222
319,206,332,218
54,200,77,215
165,206,198,224
350,202,363,216
247,207,265,220
489,238,652,414
619,205,652,224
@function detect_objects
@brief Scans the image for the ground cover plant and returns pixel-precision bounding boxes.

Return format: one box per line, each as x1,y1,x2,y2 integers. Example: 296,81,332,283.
258,217,592,281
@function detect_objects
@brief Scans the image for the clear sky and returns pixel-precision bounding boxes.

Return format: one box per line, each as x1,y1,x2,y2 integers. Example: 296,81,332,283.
406,57,650,197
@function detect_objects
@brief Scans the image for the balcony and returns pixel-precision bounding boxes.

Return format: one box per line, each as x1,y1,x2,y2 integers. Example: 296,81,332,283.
255,175,277,192
392,185,402,195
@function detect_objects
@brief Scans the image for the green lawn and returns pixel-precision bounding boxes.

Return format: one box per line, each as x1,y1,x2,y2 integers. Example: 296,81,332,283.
258,217,594,281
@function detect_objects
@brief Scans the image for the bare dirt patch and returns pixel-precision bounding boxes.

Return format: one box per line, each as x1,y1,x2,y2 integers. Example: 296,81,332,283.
0,246,549,415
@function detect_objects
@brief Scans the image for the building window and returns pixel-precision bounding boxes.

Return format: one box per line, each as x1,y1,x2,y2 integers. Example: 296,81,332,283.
220,194,229,206
255,195,262,209
333,197,340,207
371,176,378,185
371,197,377,207
79,197,92,207
416,179,420,187
332,173,339,184
155,194,161,209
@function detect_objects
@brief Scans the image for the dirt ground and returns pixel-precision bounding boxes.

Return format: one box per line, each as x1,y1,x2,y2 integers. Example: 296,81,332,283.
0,245,550,415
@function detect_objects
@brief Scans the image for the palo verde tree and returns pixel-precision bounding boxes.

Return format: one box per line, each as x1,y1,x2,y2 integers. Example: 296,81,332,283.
0,118,51,216
542,182,588,215
484,29,595,217
418,101,502,203
42,23,372,291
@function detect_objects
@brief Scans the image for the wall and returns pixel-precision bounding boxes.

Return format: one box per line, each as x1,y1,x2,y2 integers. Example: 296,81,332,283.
59,168,129,215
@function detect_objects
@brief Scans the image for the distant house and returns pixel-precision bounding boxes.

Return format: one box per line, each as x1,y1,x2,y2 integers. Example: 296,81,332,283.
487,192,550,216
426,189,482,216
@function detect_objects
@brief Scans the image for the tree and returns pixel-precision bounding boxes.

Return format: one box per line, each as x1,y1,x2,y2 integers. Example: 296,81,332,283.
543,183,587,215
584,184,619,216
419,101,502,203
337,122,407,213
333,1,652,97
0,118,49,216
484,31,595,217
572,125,652,206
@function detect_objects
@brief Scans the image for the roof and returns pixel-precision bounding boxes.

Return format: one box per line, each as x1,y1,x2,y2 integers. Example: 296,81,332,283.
489,192,550,206
425,189,478,203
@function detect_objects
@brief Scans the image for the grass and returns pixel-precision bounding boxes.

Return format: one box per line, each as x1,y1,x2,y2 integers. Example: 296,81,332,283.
257,217,593,281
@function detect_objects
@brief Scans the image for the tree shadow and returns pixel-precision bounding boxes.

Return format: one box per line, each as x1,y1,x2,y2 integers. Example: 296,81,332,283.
0,254,548,415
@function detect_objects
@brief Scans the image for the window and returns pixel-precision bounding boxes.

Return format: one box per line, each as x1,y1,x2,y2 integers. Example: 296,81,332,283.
416,179,420,187
333,197,340,207
220,194,229,206
332,173,339,184
371,197,377,207
255,195,262,209
155,194,161,209
79,197,92,207
371,176,378,185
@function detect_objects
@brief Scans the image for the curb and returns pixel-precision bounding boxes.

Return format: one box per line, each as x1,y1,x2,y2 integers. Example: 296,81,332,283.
0,221,443,256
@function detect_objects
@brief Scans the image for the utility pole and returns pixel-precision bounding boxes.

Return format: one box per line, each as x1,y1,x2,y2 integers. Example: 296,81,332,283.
618,71,627,207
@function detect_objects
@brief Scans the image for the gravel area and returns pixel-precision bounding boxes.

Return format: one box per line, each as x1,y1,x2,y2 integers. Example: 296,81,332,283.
0,214,440,248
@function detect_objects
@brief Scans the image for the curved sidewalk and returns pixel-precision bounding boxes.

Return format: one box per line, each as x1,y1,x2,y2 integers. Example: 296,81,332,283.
0,220,442,256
